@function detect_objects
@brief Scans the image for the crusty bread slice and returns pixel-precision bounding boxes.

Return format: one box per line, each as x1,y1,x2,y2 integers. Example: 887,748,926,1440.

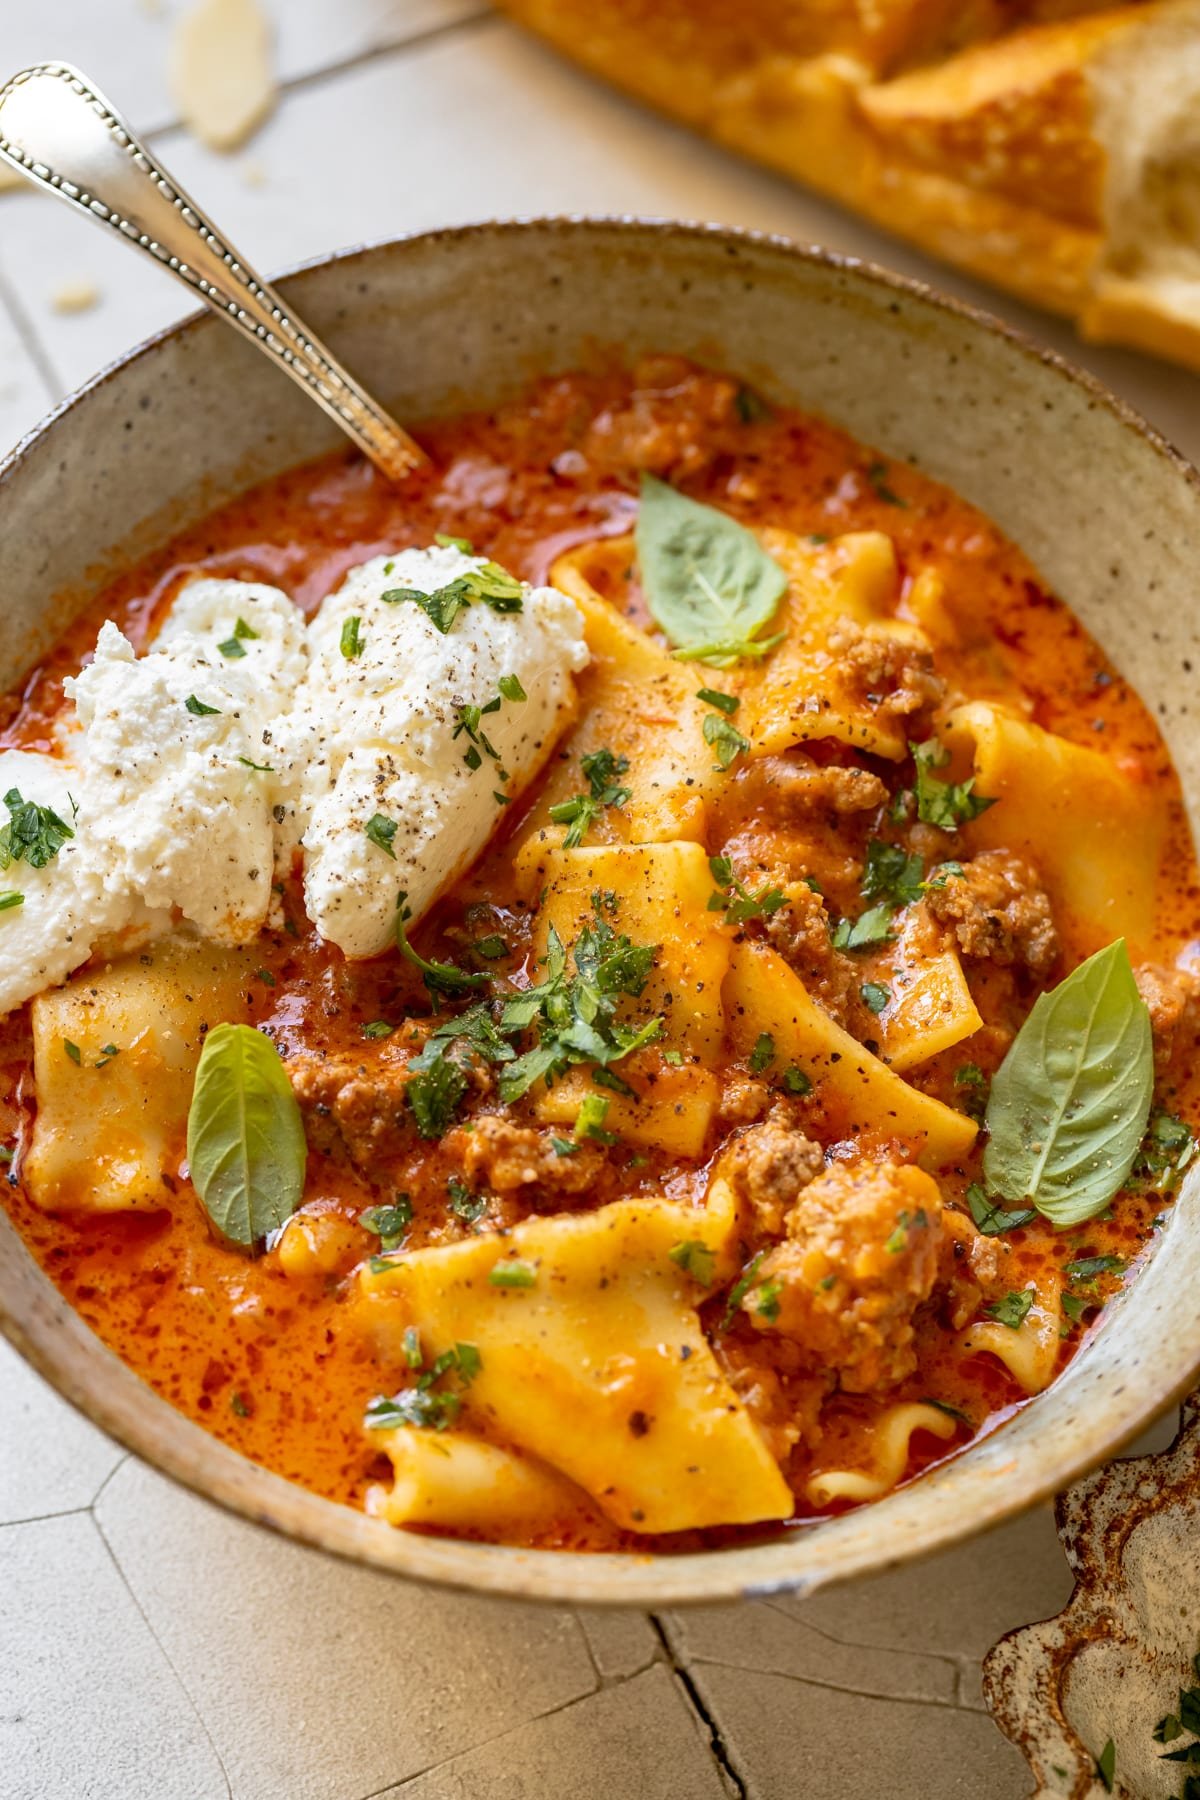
499,0,1200,371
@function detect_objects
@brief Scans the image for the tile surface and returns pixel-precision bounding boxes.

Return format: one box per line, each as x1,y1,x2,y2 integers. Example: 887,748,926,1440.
1,4,1197,1797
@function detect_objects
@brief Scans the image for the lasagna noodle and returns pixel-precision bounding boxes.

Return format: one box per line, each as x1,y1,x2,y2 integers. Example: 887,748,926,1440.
355,1195,793,1534
724,940,978,1167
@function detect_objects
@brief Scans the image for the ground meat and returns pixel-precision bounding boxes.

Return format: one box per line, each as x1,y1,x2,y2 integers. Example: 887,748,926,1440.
715,1100,825,1239
719,1345,830,1464
743,1159,945,1393
825,619,946,726
925,849,1058,978
288,1049,414,1169
715,1072,772,1128
1134,961,1200,1070
581,356,741,481
761,879,857,1022
738,754,888,819
938,1207,1009,1331
461,1115,613,1202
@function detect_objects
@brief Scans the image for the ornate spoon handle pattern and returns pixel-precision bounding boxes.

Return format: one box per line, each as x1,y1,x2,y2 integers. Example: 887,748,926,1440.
0,61,426,481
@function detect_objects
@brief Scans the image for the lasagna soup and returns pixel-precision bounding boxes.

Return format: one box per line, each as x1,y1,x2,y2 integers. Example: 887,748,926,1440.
1,357,1196,1550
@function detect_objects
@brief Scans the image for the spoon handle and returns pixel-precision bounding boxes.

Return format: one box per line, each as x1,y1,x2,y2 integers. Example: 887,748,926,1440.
0,61,426,480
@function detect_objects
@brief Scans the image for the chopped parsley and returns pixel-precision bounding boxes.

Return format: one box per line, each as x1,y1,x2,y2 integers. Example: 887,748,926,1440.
95,1043,120,1069
702,712,750,771
1134,1109,1196,1192
453,678,524,778
0,788,75,871
548,747,631,849
339,614,364,659
381,559,524,633
230,1392,250,1417
861,981,891,1015
984,1289,1034,1329
361,1020,395,1039
472,934,509,960
885,1207,926,1253
722,1249,766,1328
748,1031,775,1074
395,893,489,995
954,1063,990,1122
361,1196,413,1249
866,460,907,507
365,812,398,858
488,1259,537,1289
435,532,475,553
406,1053,469,1140
669,1240,717,1287
237,756,274,773
1096,1738,1115,1792
498,902,662,1104
912,737,995,832
185,694,222,716
734,384,771,424
0,892,23,913
575,1091,616,1144
830,903,895,952
696,686,740,715
447,1176,488,1224
217,618,257,657
861,839,925,909
363,1339,482,1432
63,1039,81,1065
965,1182,1035,1236
781,1065,812,1096
755,1279,782,1322
403,1003,513,1138
708,855,786,926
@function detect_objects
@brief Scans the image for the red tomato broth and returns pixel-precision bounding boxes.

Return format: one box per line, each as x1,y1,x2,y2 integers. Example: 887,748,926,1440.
1,357,1196,1553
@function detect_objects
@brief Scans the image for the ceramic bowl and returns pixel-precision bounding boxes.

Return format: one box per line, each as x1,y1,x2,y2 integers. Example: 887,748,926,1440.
2,219,1198,1607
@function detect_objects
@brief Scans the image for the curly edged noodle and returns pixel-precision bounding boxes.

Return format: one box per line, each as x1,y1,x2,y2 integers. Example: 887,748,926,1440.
958,1276,1064,1395
806,1403,959,1507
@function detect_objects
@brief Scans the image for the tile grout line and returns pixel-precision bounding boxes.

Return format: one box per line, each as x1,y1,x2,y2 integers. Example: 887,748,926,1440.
649,1615,749,1800
260,8,497,112
114,8,499,149
679,1649,998,1717
362,1671,644,1799
0,1501,93,1531
87,1506,235,1800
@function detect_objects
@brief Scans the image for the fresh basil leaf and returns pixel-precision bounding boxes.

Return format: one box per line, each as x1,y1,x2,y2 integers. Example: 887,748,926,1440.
983,940,1153,1226
636,474,787,663
186,1023,307,1248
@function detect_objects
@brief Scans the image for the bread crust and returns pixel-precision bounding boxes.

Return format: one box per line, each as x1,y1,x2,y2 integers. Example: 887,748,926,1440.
499,0,1200,370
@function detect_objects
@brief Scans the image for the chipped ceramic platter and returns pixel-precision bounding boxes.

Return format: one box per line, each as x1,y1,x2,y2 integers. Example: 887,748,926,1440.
2,219,1200,1606
985,1394,1200,1800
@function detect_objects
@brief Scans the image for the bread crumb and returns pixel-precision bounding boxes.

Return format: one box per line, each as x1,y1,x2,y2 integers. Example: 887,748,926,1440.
50,279,101,315
170,0,276,152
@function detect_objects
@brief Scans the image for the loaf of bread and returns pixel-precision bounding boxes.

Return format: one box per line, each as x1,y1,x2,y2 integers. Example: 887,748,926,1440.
497,0,1200,371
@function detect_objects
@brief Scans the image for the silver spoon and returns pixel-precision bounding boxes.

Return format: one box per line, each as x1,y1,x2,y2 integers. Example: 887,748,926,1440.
0,61,427,481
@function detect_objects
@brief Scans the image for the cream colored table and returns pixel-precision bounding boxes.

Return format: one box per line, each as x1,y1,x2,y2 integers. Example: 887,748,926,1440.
2,6,1197,1797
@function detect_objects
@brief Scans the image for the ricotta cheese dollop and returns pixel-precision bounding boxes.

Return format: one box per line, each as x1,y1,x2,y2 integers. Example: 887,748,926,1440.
0,749,161,1016
67,579,307,946
282,548,589,958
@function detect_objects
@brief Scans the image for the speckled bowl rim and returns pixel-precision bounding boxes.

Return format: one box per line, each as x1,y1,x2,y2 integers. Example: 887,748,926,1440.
1,217,1198,1608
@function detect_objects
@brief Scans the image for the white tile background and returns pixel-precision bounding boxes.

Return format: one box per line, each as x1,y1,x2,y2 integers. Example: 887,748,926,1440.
1,6,1197,1796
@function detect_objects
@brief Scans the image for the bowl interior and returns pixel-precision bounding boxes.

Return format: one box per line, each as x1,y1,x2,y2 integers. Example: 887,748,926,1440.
2,219,1199,1606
